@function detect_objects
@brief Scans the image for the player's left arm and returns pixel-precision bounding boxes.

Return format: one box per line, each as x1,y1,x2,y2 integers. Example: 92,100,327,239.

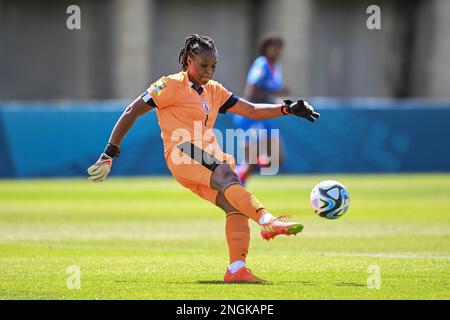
227,97,320,122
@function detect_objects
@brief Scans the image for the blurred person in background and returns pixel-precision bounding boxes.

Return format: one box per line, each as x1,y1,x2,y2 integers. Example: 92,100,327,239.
233,32,289,185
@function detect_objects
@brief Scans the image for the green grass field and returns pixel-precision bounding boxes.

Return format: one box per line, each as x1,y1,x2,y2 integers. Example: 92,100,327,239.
0,174,449,299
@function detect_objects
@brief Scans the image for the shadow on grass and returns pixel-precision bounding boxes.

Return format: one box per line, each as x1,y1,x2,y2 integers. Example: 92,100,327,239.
336,282,366,287
196,280,270,285
195,280,318,286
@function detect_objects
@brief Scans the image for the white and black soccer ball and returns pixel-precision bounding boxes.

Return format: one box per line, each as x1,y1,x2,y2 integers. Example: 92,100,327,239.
310,180,350,219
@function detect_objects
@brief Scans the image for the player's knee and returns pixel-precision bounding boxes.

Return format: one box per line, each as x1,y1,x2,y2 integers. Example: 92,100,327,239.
210,164,241,193
215,192,238,213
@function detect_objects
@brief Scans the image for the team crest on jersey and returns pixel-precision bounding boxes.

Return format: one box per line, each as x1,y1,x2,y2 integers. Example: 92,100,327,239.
150,80,166,96
202,101,210,113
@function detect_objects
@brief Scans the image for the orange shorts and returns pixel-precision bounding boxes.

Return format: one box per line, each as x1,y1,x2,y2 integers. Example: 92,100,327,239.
165,141,236,205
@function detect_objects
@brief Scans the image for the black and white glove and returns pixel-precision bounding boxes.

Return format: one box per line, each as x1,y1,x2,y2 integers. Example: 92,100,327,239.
281,99,320,123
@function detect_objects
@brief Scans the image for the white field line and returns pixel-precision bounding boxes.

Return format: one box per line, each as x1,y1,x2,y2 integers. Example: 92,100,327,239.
317,252,450,260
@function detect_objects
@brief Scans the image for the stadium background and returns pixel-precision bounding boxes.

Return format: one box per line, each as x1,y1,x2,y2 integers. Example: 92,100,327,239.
1,0,450,177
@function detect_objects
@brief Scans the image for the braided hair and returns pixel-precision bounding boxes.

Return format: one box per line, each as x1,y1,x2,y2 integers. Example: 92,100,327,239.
178,34,218,71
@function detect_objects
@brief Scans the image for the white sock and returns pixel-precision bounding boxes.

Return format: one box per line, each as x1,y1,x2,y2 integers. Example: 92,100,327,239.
228,260,246,274
258,212,275,225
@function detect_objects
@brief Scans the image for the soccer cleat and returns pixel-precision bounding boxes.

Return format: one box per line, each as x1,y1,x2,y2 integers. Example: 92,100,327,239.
260,215,304,241
224,267,268,283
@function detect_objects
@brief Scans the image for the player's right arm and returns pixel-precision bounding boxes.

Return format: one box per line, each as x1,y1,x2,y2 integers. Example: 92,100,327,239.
88,76,175,182
109,97,154,146
87,97,154,182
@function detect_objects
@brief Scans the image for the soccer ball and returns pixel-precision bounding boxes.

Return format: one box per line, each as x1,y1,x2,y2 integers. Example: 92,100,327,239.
310,180,350,219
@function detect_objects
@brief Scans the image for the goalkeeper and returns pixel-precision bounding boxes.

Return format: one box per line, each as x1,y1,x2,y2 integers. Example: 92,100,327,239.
88,34,319,283
234,32,289,185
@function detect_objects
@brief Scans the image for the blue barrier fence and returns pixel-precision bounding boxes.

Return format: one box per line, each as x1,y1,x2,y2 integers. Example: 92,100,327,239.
1,99,449,178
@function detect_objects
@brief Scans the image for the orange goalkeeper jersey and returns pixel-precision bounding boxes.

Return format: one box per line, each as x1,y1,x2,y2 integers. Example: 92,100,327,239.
141,71,238,158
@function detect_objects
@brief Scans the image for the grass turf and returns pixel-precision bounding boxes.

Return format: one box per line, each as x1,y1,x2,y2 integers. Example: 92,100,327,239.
0,174,449,299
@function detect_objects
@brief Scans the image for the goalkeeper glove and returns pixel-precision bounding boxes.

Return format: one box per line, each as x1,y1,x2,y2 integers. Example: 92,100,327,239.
87,143,120,182
281,99,320,122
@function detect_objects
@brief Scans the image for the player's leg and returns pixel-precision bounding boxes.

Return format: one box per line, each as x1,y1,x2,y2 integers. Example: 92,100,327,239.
168,142,303,240
210,163,272,223
215,192,266,283
186,186,250,268
211,163,304,240
168,141,267,223
172,164,253,270
174,182,265,282
215,192,249,267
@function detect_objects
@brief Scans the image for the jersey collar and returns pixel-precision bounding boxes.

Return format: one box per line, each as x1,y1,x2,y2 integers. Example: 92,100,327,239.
188,81,204,95
183,72,204,95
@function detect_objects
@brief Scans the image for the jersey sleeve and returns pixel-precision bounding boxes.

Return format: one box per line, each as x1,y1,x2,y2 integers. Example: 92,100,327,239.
219,95,240,114
215,82,239,114
141,77,177,109
246,58,267,87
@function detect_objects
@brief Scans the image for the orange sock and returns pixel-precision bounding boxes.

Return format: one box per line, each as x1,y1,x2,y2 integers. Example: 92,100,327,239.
225,212,250,264
223,184,267,223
